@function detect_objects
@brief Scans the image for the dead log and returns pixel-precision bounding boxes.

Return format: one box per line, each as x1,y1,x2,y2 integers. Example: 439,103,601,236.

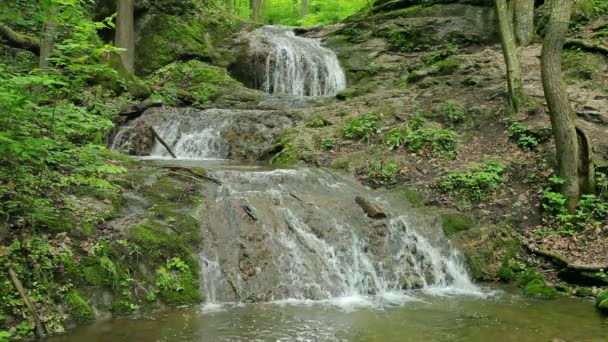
0,23,40,55
162,166,222,185
528,246,608,272
151,127,177,159
8,267,45,338
120,100,163,121
564,39,608,56
355,196,387,219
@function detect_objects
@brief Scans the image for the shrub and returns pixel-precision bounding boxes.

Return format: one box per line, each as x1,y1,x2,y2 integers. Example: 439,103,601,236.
433,58,461,75
406,127,457,157
367,153,401,185
439,160,507,200
343,112,381,142
382,127,408,150
445,100,465,124
306,116,331,128
508,120,541,151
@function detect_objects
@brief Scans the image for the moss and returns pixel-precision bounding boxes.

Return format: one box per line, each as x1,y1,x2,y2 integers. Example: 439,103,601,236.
524,279,558,299
574,287,594,297
82,265,109,287
111,300,136,316
441,212,475,236
516,270,544,287
330,151,368,173
155,267,202,306
433,58,461,75
397,186,424,207
562,50,608,82
147,60,244,107
497,264,516,282
66,290,95,323
597,290,608,308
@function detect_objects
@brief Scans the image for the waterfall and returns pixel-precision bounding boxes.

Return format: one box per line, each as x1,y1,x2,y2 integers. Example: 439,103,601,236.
248,26,347,97
200,168,479,304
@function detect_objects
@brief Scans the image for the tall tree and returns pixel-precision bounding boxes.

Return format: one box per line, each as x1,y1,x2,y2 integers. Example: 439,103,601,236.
301,0,308,17
496,0,525,113
39,4,57,70
251,0,261,22
116,0,135,73
226,0,232,12
513,0,534,46
541,0,580,213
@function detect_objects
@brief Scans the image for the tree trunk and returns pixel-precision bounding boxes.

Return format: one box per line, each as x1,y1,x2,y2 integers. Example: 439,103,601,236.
260,0,267,23
225,0,232,12
39,10,57,70
116,0,135,73
301,0,308,17
251,0,261,22
541,0,579,213
0,22,40,55
496,0,525,114
513,0,534,46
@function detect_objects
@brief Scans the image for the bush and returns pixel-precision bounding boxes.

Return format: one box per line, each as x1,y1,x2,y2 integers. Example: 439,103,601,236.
406,127,457,157
439,160,506,200
367,153,401,186
508,120,541,151
382,127,408,150
343,113,381,142
445,100,465,124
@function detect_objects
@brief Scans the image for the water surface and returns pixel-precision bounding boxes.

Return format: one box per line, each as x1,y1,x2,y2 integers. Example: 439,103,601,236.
50,288,608,342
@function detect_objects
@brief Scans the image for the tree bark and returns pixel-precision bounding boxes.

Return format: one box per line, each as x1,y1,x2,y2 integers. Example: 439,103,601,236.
116,0,135,73
251,0,261,22
513,0,534,46
541,0,579,213
496,0,525,114
39,9,57,70
151,127,177,159
301,0,308,17
0,22,40,55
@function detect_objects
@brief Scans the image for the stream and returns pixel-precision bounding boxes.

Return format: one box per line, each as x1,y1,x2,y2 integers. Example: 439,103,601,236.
59,26,608,341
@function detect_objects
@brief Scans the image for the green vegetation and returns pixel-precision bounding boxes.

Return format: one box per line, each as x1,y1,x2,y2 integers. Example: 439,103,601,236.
382,127,408,150
343,113,382,143
367,152,401,186
508,119,542,151
439,160,506,200
542,173,608,236
441,212,475,236
444,101,465,125
405,124,458,158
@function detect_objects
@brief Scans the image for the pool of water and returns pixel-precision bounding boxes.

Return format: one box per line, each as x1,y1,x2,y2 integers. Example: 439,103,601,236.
50,287,607,342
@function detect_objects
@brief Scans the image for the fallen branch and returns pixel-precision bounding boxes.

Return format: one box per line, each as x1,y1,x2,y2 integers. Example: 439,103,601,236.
151,127,177,159
528,246,608,272
8,267,45,338
0,22,40,55
120,100,163,121
564,39,608,56
163,166,222,185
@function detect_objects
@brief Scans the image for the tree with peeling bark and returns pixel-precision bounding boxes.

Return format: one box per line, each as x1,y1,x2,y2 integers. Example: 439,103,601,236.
116,0,135,73
541,0,584,213
496,0,526,114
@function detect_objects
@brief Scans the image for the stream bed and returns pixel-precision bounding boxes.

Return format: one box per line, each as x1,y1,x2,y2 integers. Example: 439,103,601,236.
50,286,607,341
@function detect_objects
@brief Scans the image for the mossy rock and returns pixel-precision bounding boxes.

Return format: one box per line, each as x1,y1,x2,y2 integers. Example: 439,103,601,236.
441,212,475,236
574,287,594,297
66,290,95,323
147,60,251,107
524,279,558,299
396,186,424,207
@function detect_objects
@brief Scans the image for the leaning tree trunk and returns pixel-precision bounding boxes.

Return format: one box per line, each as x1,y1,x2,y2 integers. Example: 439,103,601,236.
541,0,579,213
513,0,535,46
496,0,526,114
116,0,135,73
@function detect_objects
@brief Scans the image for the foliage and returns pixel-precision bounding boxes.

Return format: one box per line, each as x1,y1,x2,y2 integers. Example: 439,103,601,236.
444,100,465,125
405,124,457,158
382,127,408,150
439,160,507,200
316,137,336,151
367,152,401,186
343,113,382,143
306,116,331,128
542,174,608,235
227,0,368,26
271,132,313,165
508,120,541,151
387,27,432,52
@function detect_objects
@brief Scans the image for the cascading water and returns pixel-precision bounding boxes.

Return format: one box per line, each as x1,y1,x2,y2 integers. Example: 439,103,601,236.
200,168,479,305
247,26,347,96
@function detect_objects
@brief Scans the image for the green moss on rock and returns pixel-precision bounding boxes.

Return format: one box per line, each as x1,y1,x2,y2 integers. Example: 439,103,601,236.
441,212,475,236
597,290,608,313
66,290,95,323
524,279,558,299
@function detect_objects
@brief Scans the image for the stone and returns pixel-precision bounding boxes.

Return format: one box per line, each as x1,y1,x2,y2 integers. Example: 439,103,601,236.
355,196,387,219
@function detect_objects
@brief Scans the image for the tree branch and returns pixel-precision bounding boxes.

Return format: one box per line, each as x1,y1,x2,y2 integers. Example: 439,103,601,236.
0,22,40,55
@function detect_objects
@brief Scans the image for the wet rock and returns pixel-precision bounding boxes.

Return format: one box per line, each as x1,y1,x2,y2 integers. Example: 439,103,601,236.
120,100,163,121
130,124,155,156
355,196,387,219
